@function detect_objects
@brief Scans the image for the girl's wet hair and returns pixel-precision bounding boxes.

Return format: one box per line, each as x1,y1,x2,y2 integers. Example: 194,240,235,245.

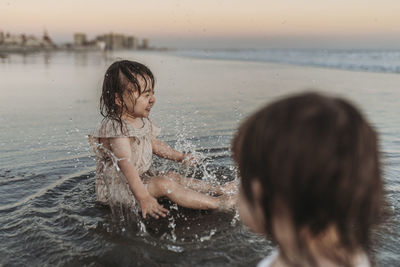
232,92,384,266
100,60,155,130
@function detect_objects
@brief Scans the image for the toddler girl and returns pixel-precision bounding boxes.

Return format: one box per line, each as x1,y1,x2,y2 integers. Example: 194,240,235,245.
89,60,235,219
232,93,384,267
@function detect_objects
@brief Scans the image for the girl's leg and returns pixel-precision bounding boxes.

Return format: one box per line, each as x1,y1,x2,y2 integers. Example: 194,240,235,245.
165,171,237,195
146,176,235,210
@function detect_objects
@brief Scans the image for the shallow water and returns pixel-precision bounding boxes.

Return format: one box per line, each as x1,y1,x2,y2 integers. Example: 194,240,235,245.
0,51,399,266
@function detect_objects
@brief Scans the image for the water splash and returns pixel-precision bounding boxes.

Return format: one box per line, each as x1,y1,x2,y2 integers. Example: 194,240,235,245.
199,228,217,242
90,118,239,246
168,215,177,242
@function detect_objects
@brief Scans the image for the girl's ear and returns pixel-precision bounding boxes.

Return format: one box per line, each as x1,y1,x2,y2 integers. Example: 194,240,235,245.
250,179,267,234
251,179,263,203
115,93,122,106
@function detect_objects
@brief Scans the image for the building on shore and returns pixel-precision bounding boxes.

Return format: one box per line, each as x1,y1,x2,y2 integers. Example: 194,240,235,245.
42,30,55,47
140,38,149,49
96,32,136,50
0,30,56,53
1,30,54,47
2,32,24,45
1,29,153,53
124,36,138,49
76,32,148,51
74,33,87,46
24,35,42,47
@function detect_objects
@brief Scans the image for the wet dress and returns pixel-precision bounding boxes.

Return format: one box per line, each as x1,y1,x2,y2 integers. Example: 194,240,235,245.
88,118,160,209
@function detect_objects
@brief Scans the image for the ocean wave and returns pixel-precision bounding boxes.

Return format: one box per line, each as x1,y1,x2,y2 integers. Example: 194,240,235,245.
172,49,400,74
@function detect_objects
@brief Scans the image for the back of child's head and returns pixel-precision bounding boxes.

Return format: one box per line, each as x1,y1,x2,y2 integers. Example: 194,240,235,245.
100,60,154,121
232,92,383,264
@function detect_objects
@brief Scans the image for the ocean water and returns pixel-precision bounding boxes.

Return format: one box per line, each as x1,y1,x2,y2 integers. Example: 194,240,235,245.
173,49,400,74
0,50,399,266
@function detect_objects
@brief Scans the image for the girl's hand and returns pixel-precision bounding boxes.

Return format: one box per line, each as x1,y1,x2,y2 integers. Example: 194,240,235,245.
139,195,168,219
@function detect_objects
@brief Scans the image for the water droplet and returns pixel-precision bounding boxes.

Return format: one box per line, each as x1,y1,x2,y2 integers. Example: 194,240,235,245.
166,244,184,252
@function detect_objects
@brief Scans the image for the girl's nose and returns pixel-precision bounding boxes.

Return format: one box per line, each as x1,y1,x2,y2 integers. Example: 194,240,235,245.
150,94,155,103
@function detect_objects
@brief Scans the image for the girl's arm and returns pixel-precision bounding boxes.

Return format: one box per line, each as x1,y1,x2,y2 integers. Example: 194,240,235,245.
152,138,187,162
109,137,168,219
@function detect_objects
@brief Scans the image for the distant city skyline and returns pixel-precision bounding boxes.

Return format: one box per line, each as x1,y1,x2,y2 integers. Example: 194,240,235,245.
1,0,400,49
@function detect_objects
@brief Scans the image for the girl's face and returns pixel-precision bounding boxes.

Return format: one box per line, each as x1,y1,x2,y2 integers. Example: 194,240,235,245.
122,75,155,118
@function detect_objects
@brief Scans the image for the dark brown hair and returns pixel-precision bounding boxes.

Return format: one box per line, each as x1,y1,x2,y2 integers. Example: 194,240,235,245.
232,92,383,266
100,60,155,130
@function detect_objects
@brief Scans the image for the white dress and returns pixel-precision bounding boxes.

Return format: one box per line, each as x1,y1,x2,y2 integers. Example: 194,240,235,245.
88,117,160,208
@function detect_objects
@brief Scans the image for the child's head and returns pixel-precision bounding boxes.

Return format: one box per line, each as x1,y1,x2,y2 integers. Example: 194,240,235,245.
100,60,155,121
232,92,383,264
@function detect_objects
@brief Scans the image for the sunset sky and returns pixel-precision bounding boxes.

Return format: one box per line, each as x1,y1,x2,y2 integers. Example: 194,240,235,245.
1,0,400,48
